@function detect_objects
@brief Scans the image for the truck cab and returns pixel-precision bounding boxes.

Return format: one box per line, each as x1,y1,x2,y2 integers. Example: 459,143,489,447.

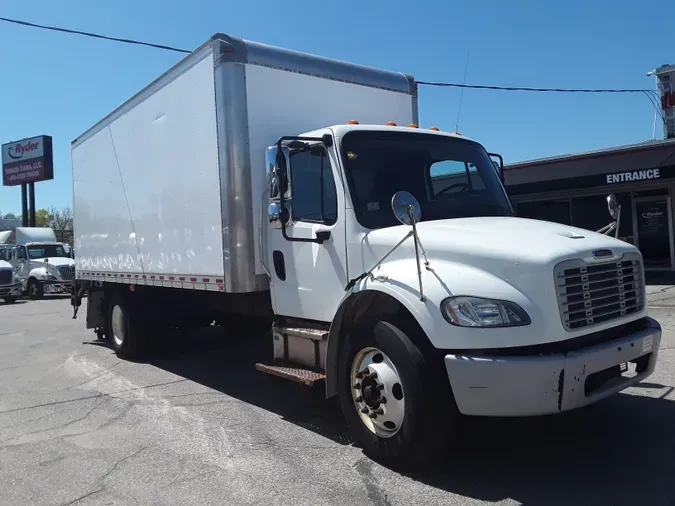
0,246,21,304
261,122,659,464
10,227,75,299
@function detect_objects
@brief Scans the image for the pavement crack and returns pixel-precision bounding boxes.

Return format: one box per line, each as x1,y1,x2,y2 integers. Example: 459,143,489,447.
100,446,148,482
60,486,104,505
1,399,102,444
66,362,124,390
164,469,217,488
0,378,188,415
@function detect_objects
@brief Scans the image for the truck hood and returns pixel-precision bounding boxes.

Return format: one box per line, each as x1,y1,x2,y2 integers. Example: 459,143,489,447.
365,216,632,263
32,257,74,268
0,260,12,270
362,216,637,294
361,216,644,349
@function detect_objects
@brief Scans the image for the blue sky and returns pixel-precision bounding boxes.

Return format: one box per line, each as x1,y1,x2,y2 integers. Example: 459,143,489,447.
0,0,671,213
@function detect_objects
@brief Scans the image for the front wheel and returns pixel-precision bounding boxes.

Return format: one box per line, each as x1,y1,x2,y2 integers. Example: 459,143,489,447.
337,320,457,470
27,279,43,300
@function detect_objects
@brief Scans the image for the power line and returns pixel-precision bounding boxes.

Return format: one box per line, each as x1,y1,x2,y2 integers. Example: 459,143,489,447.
417,81,653,94
0,15,660,97
0,16,191,53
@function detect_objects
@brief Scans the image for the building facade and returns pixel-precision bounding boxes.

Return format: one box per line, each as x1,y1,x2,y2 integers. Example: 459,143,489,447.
505,138,675,271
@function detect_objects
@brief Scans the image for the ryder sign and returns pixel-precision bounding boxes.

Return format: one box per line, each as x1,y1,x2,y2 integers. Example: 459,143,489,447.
2,135,54,186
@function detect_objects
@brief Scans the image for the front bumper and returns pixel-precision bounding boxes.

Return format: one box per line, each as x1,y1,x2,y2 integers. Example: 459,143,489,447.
42,279,72,294
444,317,662,417
0,281,22,297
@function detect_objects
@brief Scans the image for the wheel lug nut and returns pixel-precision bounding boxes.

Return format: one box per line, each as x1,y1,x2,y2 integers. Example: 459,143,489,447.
355,396,363,402
374,408,384,415
355,372,364,379
360,407,369,414
380,397,387,404
378,384,384,390
353,383,361,389
370,372,377,379
369,413,378,419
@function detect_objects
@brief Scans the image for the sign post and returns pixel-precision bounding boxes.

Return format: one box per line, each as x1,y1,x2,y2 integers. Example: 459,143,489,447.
1,135,54,227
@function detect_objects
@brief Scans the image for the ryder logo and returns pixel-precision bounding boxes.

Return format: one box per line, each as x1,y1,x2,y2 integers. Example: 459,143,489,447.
7,140,40,160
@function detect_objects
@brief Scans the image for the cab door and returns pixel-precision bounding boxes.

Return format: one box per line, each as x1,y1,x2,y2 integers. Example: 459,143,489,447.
265,139,348,323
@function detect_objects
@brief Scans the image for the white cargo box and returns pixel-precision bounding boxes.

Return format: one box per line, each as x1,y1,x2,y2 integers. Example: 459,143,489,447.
71,33,417,293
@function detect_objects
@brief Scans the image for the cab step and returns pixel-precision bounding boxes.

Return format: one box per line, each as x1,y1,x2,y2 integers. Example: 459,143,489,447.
255,362,326,387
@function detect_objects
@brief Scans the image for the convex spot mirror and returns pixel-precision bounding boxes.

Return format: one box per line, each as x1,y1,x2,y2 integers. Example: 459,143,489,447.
391,191,422,225
607,194,619,220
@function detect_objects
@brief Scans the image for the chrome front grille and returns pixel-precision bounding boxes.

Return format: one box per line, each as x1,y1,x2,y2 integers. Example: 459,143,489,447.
58,266,75,281
0,270,11,285
555,253,644,331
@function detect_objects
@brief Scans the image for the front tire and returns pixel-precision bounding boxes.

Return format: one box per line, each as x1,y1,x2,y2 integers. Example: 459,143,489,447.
27,279,43,300
337,320,456,470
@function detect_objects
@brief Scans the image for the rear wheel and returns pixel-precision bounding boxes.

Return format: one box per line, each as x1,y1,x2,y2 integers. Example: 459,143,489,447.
107,292,152,360
337,319,456,470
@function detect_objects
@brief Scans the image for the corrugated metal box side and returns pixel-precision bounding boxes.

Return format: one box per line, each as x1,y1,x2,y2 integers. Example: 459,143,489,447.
71,43,226,292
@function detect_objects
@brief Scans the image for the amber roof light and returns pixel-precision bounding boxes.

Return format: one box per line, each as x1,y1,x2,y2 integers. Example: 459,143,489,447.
429,126,440,131
409,123,418,128
386,121,397,126
347,119,359,125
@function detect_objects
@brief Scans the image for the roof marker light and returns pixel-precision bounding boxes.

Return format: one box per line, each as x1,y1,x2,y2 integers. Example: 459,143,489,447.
409,123,418,128
429,126,440,131
386,121,397,126
348,119,359,125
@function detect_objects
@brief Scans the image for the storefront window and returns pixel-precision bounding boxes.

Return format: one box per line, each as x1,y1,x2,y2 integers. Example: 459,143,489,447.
516,199,571,225
569,193,633,241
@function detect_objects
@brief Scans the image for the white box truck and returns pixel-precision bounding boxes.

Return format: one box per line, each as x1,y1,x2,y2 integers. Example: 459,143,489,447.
70,33,662,468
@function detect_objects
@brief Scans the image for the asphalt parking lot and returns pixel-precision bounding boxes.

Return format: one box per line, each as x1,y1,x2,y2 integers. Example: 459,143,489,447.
1,295,675,506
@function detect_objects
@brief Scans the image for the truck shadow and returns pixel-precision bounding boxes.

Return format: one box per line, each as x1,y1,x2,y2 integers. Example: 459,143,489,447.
146,326,675,505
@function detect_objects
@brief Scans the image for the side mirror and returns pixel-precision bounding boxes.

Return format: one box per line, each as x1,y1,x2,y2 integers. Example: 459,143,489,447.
488,152,504,183
265,146,290,199
607,194,619,220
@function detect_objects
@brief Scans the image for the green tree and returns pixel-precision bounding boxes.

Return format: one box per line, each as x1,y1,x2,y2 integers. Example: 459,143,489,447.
17,209,51,227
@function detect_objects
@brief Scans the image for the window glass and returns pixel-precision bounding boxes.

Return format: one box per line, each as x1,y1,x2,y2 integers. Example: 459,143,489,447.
340,131,512,230
289,147,338,225
27,244,67,259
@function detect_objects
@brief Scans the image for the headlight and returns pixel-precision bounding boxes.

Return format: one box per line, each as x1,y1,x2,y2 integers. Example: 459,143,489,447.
441,296,531,328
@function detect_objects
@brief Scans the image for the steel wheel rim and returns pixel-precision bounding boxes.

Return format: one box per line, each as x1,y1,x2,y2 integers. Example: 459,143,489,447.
111,305,125,347
350,346,405,438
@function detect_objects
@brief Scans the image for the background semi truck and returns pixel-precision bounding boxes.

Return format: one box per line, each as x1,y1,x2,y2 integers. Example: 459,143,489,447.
7,227,75,299
70,33,662,467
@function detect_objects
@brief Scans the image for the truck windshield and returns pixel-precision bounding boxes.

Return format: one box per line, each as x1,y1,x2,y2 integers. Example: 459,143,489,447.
27,245,68,259
340,131,513,230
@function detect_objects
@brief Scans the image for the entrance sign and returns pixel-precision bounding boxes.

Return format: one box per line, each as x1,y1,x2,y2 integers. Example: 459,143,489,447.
606,168,660,184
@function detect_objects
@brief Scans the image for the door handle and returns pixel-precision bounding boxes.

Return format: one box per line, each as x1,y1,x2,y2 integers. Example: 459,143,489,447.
315,230,331,243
